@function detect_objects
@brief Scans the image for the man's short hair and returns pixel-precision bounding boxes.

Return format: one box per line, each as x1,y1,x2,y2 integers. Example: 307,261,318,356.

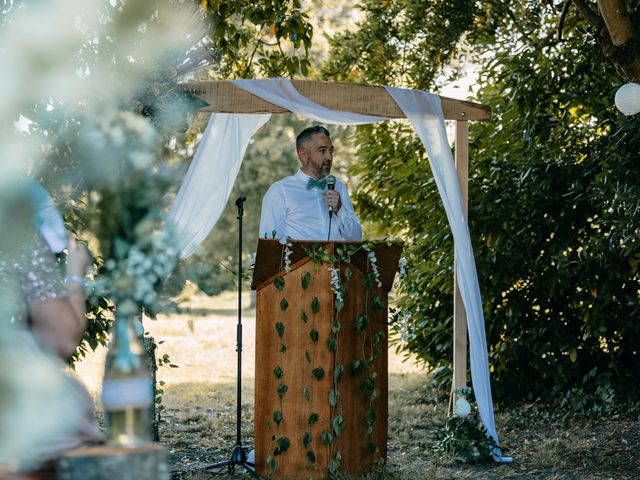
296,126,330,152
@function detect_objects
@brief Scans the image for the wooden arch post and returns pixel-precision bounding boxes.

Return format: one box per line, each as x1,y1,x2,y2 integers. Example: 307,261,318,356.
453,119,469,402
181,79,490,407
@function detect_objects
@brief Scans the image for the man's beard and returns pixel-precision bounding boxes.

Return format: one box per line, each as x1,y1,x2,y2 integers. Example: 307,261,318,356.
320,164,331,177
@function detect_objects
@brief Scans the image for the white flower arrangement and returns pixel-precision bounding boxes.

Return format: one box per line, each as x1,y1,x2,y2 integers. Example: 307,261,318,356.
397,310,412,343
90,229,178,314
398,256,408,279
328,266,344,306
279,236,293,272
368,251,383,288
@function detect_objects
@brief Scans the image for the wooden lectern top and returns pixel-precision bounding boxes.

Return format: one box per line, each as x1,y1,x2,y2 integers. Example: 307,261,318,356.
251,239,403,291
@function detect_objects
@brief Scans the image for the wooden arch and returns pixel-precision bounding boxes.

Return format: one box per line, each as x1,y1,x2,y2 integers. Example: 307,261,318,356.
182,79,492,400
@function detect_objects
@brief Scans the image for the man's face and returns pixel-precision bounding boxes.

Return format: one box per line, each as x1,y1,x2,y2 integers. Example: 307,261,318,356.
299,133,334,179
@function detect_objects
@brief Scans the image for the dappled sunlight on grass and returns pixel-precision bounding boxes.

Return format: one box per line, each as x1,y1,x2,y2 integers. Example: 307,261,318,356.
74,291,640,479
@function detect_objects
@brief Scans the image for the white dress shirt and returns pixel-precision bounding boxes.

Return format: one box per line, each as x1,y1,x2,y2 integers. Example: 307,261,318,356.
259,170,363,241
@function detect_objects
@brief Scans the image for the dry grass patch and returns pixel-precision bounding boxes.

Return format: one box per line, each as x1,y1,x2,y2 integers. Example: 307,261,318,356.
74,292,640,479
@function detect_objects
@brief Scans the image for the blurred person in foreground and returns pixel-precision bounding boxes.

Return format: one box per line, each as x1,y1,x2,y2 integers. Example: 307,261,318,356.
0,186,103,473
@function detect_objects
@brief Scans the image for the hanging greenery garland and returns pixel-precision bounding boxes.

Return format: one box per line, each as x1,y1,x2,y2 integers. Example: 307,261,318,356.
264,239,399,478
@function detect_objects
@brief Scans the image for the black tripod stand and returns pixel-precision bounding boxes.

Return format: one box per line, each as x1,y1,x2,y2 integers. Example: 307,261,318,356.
203,196,260,478
173,196,261,480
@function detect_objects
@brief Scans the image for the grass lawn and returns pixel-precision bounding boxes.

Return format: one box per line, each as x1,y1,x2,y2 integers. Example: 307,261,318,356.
74,291,639,479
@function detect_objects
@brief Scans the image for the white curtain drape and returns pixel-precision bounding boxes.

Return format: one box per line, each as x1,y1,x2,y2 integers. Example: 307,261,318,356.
168,78,507,460
385,87,503,456
169,113,270,258
232,79,390,125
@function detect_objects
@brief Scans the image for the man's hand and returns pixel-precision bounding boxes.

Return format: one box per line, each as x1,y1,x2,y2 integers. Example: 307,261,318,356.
323,190,342,213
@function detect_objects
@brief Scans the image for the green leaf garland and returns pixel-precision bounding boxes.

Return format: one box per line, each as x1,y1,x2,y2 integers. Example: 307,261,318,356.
273,410,283,426
331,415,344,438
356,314,369,332
301,271,311,290
311,296,320,314
274,435,290,456
277,383,288,399
312,367,325,380
303,431,312,449
309,328,319,343
280,298,289,311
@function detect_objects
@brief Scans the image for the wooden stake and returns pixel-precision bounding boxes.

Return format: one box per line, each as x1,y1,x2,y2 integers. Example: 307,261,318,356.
451,120,469,410
56,444,169,480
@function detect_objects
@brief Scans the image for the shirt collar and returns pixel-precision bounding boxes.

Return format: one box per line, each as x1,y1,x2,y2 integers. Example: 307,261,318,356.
295,169,314,182
295,169,335,183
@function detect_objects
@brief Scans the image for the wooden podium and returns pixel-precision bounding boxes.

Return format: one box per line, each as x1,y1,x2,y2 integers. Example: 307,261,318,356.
252,239,402,479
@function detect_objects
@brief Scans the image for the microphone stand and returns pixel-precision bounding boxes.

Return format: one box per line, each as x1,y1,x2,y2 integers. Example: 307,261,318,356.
173,196,261,480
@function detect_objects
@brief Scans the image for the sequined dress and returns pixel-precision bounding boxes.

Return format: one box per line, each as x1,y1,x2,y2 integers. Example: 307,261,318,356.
0,232,104,461
0,232,67,327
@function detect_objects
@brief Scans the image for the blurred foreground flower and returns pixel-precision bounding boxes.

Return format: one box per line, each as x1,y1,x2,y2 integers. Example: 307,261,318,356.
0,0,211,464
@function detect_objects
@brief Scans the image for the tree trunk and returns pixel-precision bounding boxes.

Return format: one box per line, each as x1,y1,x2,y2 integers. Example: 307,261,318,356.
56,445,169,480
572,0,640,81
598,0,633,46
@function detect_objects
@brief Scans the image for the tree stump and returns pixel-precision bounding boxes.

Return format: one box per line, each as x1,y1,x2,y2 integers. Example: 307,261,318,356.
56,444,168,480
0,468,55,479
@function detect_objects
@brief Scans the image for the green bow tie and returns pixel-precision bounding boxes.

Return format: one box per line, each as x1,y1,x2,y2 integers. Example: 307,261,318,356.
306,177,327,190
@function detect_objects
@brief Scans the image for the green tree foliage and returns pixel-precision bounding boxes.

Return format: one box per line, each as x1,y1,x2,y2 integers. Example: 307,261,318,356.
470,42,640,401
200,0,313,78
325,1,640,401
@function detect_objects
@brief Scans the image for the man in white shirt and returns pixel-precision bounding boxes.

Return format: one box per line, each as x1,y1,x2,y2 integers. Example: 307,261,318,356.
259,126,362,241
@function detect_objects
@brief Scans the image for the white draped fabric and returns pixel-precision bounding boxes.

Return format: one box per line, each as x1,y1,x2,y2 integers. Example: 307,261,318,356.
168,78,507,460
385,87,503,456
232,79,390,125
169,113,270,258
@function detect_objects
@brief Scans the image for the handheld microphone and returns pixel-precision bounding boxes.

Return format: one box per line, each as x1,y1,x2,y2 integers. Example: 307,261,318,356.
325,175,336,240
326,175,336,214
